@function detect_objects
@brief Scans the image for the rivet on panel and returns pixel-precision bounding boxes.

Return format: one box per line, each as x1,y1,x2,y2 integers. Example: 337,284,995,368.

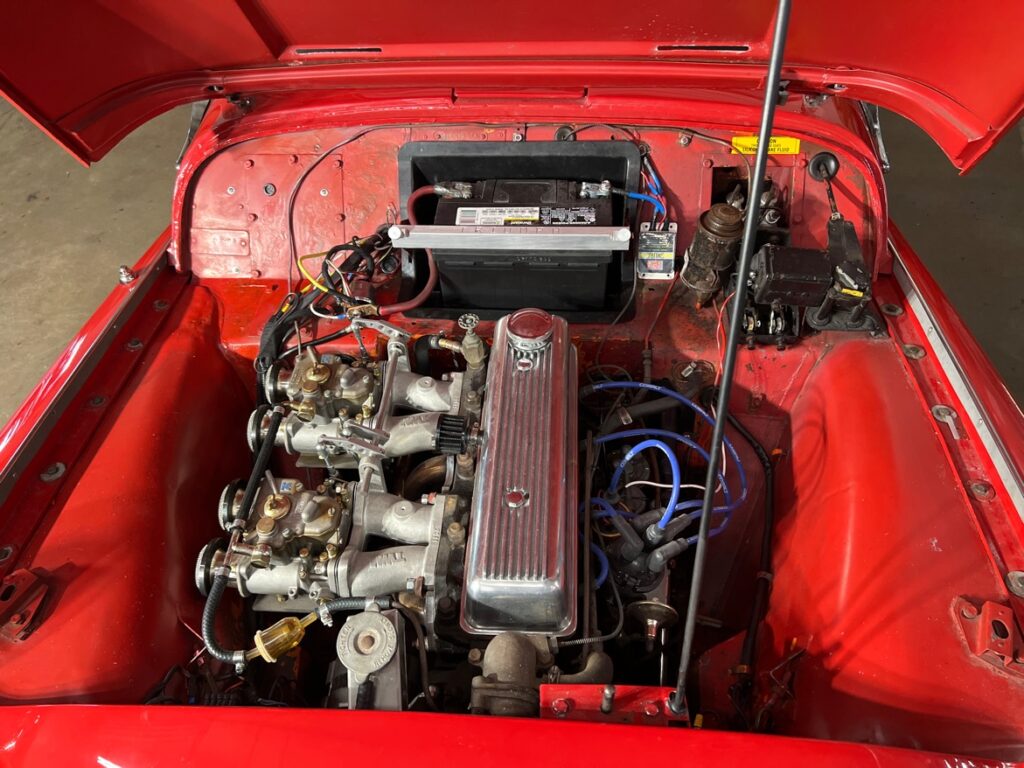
969,481,995,501
40,463,66,483
1006,571,1024,598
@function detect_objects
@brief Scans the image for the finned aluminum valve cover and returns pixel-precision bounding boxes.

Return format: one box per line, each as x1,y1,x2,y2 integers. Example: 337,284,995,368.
461,308,578,636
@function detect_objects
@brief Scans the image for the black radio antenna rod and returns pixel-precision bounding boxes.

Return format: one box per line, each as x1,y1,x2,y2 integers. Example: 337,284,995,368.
668,0,793,717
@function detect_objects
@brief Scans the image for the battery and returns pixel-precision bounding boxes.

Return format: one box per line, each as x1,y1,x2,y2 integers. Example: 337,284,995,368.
432,179,615,311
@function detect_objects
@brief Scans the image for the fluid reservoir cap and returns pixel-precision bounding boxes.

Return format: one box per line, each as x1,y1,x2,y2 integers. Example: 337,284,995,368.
337,610,398,679
507,308,554,352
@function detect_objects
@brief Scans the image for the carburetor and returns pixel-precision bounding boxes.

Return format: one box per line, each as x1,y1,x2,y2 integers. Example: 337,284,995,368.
195,474,465,635
250,317,479,488
196,315,487,638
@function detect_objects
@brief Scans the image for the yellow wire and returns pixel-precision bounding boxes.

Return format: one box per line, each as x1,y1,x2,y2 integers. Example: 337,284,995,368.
297,250,330,292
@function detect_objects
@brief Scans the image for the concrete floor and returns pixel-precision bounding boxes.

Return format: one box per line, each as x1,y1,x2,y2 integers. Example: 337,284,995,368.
0,102,1021,424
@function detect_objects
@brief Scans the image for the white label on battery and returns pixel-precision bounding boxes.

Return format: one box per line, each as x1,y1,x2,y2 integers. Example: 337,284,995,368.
455,206,540,226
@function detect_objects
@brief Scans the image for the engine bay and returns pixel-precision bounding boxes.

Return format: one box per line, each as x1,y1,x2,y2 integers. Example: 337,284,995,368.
182,123,883,720
2,108,1021,758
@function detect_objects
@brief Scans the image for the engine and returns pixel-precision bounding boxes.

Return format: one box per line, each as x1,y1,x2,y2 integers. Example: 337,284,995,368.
189,131,874,721
195,305,586,710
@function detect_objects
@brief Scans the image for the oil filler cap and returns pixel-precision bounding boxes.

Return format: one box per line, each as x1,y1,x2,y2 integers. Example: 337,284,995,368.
507,308,554,352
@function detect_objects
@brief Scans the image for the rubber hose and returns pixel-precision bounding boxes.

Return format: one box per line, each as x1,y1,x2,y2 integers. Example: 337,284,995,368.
323,596,392,613
201,407,284,665
557,651,614,684
202,574,242,666
355,679,376,709
730,413,774,671
241,408,283,513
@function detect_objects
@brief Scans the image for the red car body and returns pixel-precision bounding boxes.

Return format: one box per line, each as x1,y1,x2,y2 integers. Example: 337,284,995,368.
1,2,1023,765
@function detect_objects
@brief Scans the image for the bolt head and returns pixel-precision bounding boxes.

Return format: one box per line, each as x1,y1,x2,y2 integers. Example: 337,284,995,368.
467,648,483,665
550,698,572,716
961,603,979,620
643,701,660,717
118,265,137,284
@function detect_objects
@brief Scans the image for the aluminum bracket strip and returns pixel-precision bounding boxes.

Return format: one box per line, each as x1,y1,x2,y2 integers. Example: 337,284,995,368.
387,224,631,251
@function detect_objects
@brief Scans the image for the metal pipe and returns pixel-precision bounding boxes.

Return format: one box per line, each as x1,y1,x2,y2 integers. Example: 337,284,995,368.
668,0,792,716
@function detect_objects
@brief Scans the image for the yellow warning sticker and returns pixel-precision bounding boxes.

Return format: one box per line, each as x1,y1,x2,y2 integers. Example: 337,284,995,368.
731,136,801,155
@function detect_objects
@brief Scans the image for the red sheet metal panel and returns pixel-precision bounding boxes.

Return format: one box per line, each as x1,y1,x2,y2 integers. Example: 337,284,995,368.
0,286,251,702
0,1,1022,168
0,704,1004,767
763,338,1024,759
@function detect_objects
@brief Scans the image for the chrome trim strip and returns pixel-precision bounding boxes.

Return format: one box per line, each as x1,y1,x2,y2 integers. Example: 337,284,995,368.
890,241,1024,517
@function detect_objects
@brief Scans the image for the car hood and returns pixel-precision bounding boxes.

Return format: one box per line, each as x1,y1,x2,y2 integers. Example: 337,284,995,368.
1,0,1022,170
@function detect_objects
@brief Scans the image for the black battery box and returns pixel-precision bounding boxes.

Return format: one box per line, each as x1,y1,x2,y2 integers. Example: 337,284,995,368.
432,179,614,312
397,140,642,320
